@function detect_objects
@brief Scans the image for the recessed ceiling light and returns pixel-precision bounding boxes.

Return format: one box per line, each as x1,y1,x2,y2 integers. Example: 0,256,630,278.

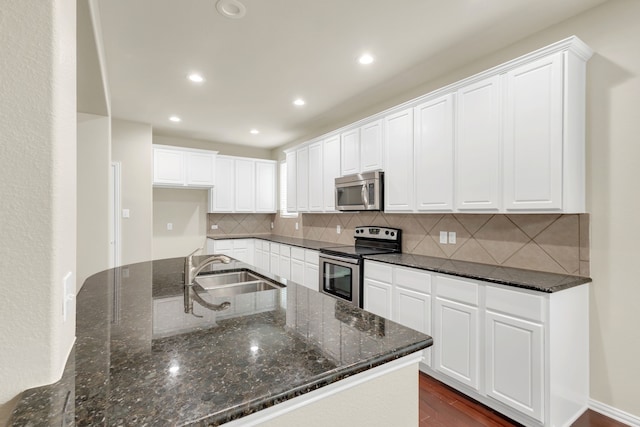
216,0,247,19
250,129,259,135
358,53,374,65
188,73,205,83
293,98,305,106
169,116,181,122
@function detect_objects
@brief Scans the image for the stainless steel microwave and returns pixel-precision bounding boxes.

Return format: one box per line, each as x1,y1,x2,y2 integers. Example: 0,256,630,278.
335,170,384,211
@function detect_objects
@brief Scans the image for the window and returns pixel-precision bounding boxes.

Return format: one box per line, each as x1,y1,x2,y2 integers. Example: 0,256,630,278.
280,161,298,218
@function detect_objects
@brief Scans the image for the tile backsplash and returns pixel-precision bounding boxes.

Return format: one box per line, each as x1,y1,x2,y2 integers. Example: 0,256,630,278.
209,212,589,276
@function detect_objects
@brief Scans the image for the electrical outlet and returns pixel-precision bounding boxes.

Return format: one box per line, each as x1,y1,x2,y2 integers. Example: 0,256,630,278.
122,208,130,218
295,222,299,230
440,231,448,244
270,222,274,229
211,224,218,230
337,225,341,234
167,223,173,231
448,231,457,244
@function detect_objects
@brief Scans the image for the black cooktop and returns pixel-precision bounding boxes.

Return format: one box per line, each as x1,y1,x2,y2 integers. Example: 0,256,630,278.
319,245,399,258
319,226,402,259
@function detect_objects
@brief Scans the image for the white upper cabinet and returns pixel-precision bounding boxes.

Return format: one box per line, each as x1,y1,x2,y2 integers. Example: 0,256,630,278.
285,150,297,213
186,151,216,187
211,156,235,212
340,128,360,176
209,156,277,213
414,94,455,211
384,108,414,212
153,145,216,188
455,76,502,211
308,142,324,212
255,160,277,213
323,135,341,212
504,52,564,211
360,119,384,172
296,146,309,212
235,159,256,212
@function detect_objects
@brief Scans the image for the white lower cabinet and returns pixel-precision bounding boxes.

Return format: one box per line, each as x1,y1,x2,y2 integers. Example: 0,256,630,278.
485,285,544,422
364,262,432,368
304,249,319,292
363,260,589,427
206,238,254,265
269,243,280,276
279,245,291,280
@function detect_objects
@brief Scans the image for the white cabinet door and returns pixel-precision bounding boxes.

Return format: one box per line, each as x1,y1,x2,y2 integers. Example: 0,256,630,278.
308,142,324,211
234,159,255,212
360,119,384,172
323,135,341,212
434,296,480,390
285,150,297,212
269,243,280,275
291,258,305,285
395,286,432,366
279,244,291,280
255,160,277,213
456,75,501,211
363,278,392,319
340,128,360,176
186,151,215,187
415,94,455,211
504,52,564,211
384,108,414,212
153,147,185,185
212,156,235,212
485,310,544,421
304,250,319,291
296,146,309,212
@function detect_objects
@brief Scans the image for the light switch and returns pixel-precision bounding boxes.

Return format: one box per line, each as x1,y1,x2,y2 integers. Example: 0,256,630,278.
448,231,457,244
122,209,130,218
270,222,274,229
337,225,341,234
167,223,173,231
211,224,218,230
440,231,448,244
295,222,299,230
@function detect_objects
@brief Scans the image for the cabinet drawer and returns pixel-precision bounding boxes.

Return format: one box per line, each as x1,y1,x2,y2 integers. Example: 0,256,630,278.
486,285,545,323
305,249,319,264
436,275,478,305
269,243,280,254
291,247,305,261
280,244,291,257
394,266,431,293
364,261,393,283
254,239,264,250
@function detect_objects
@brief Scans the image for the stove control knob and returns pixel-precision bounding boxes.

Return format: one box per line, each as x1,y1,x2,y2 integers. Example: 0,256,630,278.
391,232,395,237
385,230,389,235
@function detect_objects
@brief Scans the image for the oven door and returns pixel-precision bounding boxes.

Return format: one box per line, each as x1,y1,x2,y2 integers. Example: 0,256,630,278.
319,254,361,307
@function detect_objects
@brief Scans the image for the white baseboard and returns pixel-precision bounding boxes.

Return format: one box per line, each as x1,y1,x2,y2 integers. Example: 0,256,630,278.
589,399,640,427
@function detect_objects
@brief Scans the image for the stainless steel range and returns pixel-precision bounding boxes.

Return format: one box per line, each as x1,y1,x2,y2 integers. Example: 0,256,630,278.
319,226,402,308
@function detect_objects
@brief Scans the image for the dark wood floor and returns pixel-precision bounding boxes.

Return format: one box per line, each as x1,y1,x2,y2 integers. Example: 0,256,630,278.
418,373,627,427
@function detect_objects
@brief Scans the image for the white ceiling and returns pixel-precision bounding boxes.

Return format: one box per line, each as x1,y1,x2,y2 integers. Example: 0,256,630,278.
94,0,607,149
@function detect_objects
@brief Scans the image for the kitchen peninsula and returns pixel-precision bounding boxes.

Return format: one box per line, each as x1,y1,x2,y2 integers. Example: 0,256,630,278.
10,257,432,426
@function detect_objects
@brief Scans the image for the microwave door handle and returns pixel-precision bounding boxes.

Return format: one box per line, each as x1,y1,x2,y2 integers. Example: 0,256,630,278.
361,184,369,207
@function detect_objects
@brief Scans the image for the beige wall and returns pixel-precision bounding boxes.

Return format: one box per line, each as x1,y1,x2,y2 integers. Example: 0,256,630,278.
154,133,274,159
153,188,209,260
0,0,77,423
111,119,153,265
77,114,111,290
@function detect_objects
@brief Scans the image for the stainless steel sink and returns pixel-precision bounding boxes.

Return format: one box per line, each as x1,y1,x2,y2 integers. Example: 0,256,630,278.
194,271,283,297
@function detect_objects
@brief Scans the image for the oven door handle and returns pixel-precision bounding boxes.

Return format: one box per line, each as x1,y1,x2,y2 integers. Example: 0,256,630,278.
319,254,360,265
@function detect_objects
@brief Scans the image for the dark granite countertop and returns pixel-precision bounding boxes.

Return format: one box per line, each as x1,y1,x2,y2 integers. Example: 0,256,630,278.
365,253,591,293
208,234,591,293
10,257,432,426
207,234,338,251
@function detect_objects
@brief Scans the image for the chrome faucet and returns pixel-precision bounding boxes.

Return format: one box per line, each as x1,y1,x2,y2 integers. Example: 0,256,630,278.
184,248,232,315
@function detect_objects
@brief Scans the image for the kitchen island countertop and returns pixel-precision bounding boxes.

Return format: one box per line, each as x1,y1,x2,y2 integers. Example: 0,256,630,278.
10,257,432,426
